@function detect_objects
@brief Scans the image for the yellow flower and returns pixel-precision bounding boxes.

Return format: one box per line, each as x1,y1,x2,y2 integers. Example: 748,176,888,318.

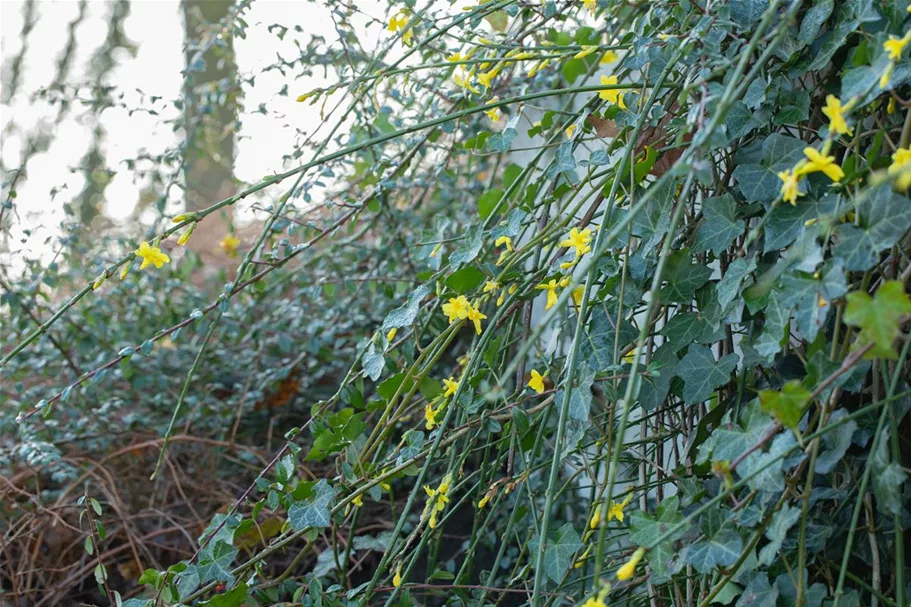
443,377,460,398
423,475,452,528
497,284,516,307
467,305,487,335
386,328,398,342
888,97,897,114
478,493,492,508
92,274,106,291
528,369,546,394
171,212,194,223
822,95,852,136
589,506,601,529
616,547,645,581
536,279,560,310
880,62,894,89
798,147,844,182
883,32,911,60
889,147,911,189
495,235,514,251
387,13,408,33
393,566,402,588
219,234,241,256
119,263,131,280
572,286,585,306
352,494,364,507
607,492,634,522
442,295,471,323
574,46,598,60
560,227,593,257
484,97,502,121
425,402,442,430
777,169,803,206
453,69,480,94
583,0,597,13
580,594,605,607
447,51,464,62
477,67,501,88
177,223,196,246
483,280,500,293
600,50,619,64
566,124,577,138
574,546,593,569
135,241,170,270
599,75,626,108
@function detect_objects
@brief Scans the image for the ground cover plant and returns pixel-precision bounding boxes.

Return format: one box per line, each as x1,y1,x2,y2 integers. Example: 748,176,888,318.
2,0,911,606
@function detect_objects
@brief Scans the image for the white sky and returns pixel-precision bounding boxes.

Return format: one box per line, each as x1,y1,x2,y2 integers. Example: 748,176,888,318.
0,0,393,261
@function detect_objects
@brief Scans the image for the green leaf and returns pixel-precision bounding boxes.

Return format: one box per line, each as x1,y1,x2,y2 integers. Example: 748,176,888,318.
871,429,908,516
776,261,846,343
478,189,503,220
629,496,684,581
832,186,911,271
631,179,674,249
637,344,679,411
676,346,738,405
732,134,805,202
578,308,638,372
799,0,834,44
814,409,857,474
729,0,769,29
660,249,713,303
752,293,791,360
682,528,743,573
449,225,483,267
717,255,757,309
288,480,336,530
445,266,486,294
694,195,744,255
363,342,385,382
541,523,582,583
197,541,237,586
844,280,911,359
561,58,587,84
759,380,809,429
201,584,249,607
764,195,838,252
661,312,724,353
736,573,779,607
485,127,517,153
382,285,430,331
757,503,801,565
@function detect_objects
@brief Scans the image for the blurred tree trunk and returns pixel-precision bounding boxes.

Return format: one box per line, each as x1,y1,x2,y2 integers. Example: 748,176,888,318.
182,0,237,212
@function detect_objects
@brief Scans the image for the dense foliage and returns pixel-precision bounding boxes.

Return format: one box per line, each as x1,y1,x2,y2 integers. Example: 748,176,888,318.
2,0,911,606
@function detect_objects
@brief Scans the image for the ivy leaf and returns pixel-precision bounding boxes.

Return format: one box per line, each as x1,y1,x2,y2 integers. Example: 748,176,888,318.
776,261,846,343
477,189,503,219
660,249,713,303
545,142,577,179
799,0,833,44
579,307,638,372
814,409,857,474
449,225,483,267
757,504,801,566
201,583,248,607
629,496,684,581
732,134,805,202
197,541,237,586
872,429,908,516
764,195,838,251
729,0,769,29
661,312,724,352
694,194,744,255
736,572,779,607
682,528,743,573
288,480,336,530
758,380,809,429
534,523,582,583
382,285,430,331
630,179,674,250
832,186,911,271
717,255,757,310
676,346,738,405
752,293,791,361
637,344,679,411
445,266,486,294
363,342,385,381
844,280,911,359
485,127,517,153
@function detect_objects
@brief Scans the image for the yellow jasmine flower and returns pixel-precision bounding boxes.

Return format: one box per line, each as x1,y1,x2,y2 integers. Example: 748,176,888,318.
589,506,602,529
572,286,585,306
560,227,593,257
583,0,597,13
889,147,911,189
393,566,403,588
442,377,460,397
536,279,560,310
616,547,645,581
880,62,894,89
607,492,634,522
119,263,131,280
574,546,593,569
497,284,516,307
883,32,911,60
387,13,408,33
442,295,471,323
478,494,491,509
484,97,502,121
92,274,106,291
177,223,195,246
560,258,579,270
429,243,443,258
600,50,619,64
599,75,626,108
477,67,501,88
453,68,481,94
295,90,319,104
566,124,577,138
888,97,897,114
135,241,170,270
447,51,465,62
467,305,487,335
425,402,442,430
483,280,500,293
528,369,546,394
171,212,194,223
777,169,803,206
574,46,598,60
822,95,852,136
352,494,364,507
798,147,844,181
495,235,514,251
580,594,606,607
511,51,535,60
386,328,397,342
219,234,241,256
423,475,452,529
